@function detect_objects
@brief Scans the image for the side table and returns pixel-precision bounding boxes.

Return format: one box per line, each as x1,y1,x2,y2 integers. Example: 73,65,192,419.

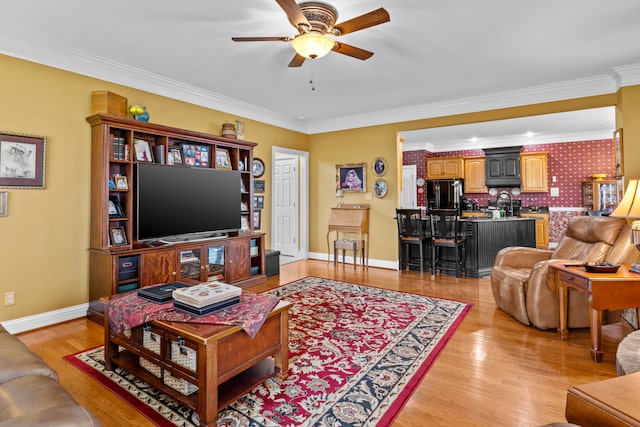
549,263,640,362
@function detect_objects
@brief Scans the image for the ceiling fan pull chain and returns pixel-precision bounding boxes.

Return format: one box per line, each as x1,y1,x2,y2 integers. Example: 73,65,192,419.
310,60,316,91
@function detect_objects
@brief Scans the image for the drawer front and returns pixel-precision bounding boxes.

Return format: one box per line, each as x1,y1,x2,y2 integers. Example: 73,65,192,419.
558,271,588,290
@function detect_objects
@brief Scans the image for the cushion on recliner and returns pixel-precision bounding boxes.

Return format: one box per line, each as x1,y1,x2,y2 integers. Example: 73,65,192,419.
491,266,532,325
0,333,57,384
0,375,99,426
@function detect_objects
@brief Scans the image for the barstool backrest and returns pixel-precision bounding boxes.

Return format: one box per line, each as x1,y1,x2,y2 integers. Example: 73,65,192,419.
396,209,427,238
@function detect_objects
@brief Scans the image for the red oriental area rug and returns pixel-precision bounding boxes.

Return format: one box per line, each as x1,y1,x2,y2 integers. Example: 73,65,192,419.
65,277,471,426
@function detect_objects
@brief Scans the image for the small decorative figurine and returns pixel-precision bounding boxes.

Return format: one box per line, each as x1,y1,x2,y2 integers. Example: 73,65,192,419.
129,104,149,122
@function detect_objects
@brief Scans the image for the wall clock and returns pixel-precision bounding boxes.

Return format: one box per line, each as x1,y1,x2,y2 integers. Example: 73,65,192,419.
252,158,265,178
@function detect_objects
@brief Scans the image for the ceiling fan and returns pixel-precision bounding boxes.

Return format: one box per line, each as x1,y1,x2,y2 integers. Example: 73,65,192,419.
232,0,390,67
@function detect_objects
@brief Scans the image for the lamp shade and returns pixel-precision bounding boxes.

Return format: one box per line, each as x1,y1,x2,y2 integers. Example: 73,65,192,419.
291,32,335,59
610,180,640,219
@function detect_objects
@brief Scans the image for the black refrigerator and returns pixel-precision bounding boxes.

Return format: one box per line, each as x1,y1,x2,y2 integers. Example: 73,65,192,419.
426,179,463,214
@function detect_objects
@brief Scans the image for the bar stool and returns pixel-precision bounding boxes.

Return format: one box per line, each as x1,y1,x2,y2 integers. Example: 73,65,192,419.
396,209,431,272
430,208,466,278
334,239,365,268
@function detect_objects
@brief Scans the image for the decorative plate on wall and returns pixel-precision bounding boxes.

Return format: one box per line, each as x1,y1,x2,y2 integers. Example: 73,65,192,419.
373,157,386,176
416,177,425,186
373,179,387,198
252,158,265,178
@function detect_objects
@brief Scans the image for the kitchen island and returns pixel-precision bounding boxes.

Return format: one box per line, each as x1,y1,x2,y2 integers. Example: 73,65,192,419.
463,217,536,278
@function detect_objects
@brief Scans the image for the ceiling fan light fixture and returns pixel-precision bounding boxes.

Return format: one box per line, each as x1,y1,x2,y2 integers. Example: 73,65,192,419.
291,32,335,59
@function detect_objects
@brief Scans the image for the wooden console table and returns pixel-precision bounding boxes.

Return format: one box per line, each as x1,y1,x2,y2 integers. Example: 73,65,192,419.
550,263,640,362
103,299,291,426
566,371,640,426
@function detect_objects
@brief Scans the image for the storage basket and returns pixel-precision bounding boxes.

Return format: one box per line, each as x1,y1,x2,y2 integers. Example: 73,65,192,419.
140,359,163,378
142,329,162,354
163,372,198,395
170,339,196,371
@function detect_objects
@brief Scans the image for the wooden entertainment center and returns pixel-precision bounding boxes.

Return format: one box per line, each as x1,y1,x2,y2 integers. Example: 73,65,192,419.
87,114,266,323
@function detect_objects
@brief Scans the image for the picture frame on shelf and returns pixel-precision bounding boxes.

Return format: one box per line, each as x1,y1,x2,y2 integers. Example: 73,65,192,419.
253,210,261,230
241,201,249,212
109,226,128,246
614,128,624,177
0,131,46,189
0,191,7,216
114,175,128,190
373,157,386,176
240,178,247,193
167,146,184,166
133,138,154,163
336,163,366,192
216,148,232,170
253,179,265,193
373,179,388,198
241,215,250,231
108,196,125,218
181,143,210,168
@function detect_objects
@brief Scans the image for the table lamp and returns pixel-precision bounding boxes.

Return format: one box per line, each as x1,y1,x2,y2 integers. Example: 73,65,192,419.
610,179,640,273
336,189,343,207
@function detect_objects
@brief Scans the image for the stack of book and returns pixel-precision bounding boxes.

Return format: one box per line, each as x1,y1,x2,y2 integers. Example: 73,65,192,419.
138,282,191,303
172,282,241,316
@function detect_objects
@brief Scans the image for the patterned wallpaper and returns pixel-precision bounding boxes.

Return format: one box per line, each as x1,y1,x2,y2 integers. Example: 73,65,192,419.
403,139,617,244
403,139,616,208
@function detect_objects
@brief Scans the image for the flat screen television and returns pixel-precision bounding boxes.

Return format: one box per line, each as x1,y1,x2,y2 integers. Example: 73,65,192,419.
135,163,241,242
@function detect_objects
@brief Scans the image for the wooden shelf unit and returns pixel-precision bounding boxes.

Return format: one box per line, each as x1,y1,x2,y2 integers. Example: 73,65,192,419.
87,114,266,323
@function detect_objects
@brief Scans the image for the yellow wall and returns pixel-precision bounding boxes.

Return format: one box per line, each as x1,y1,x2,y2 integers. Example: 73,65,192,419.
1,53,638,322
0,55,307,321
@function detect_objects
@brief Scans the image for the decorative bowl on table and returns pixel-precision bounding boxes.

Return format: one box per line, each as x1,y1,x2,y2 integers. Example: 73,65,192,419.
591,173,607,181
583,261,620,273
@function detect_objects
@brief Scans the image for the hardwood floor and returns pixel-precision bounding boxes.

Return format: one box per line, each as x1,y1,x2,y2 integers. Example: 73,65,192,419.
16,259,632,426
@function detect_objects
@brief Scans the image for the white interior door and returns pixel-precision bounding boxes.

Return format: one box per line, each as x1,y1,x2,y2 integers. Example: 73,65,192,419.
402,165,417,208
273,156,298,257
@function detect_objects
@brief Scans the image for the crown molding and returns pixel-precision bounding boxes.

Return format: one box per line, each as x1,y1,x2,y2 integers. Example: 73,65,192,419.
1,27,636,137
610,63,640,90
307,76,618,134
0,28,309,133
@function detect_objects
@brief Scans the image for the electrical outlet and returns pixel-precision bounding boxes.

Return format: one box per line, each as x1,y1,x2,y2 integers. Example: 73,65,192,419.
5,291,15,306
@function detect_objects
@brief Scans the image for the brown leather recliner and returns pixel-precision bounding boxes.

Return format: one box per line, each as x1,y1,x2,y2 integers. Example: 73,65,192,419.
491,216,639,330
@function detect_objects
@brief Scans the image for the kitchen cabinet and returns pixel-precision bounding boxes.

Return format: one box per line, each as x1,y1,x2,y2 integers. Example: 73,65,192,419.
484,147,521,187
520,152,548,192
520,212,549,249
464,156,488,193
582,180,618,212
426,157,464,179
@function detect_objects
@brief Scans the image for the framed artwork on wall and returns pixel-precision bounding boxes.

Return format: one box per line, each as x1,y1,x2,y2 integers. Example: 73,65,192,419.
0,131,46,188
336,163,366,192
614,128,624,177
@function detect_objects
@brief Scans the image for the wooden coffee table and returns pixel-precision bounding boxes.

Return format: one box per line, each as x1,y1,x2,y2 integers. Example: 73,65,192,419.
103,299,291,427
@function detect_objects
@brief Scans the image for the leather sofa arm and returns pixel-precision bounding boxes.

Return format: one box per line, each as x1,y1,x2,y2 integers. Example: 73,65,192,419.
493,246,553,269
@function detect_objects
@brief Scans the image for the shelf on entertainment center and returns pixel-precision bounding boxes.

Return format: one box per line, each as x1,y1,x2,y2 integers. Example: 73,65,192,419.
87,113,267,324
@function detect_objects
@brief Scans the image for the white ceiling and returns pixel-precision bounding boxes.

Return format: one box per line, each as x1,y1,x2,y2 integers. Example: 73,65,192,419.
2,1,640,148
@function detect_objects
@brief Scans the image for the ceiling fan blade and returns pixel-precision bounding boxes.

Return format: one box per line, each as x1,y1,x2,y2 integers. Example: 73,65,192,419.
333,42,374,60
275,0,311,30
288,53,306,68
232,36,292,42
333,8,390,35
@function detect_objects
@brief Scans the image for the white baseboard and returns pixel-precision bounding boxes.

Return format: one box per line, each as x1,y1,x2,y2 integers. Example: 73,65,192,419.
308,252,398,270
1,303,89,334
